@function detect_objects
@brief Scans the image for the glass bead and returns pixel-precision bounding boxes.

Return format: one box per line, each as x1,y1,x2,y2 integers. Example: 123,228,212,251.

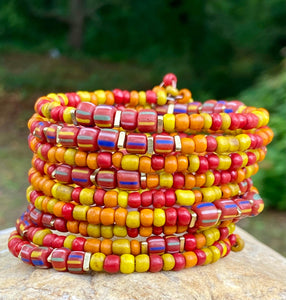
90,252,106,271
126,133,147,154
112,239,131,255
135,254,150,273
192,202,219,228
67,251,85,274
137,109,157,133
117,170,140,190
97,129,119,151
58,126,79,147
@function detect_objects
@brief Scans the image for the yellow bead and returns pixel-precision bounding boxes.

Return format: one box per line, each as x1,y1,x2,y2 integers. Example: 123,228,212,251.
51,183,73,202
252,110,269,127
165,86,179,96
94,90,106,104
218,155,232,170
188,154,200,172
120,254,135,274
203,229,215,246
126,211,140,228
57,93,69,105
77,91,91,102
157,90,167,105
41,103,51,118
162,253,175,271
201,113,212,129
63,235,76,249
121,155,139,171
204,171,215,187
202,248,213,265
175,190,195,206
101,225,113,239
26,185,34,203
33,229,51,246
139,91,146,105
159,172,173,188
73,205,89,221
90,253,106,271
216,136,229,153
79,188,94,206
228,222,235,234
237,134,251,151
213,186,222,200
209,245,221,263
118,191,128,208
46,198,58,215
238,151,248,167
218,241,228,257
245,165,254,178
64,148,77,165
163,114,175,133
210,227,220,241
34,195,45,210
201,187,216,202
237,105,247,113
227,136,240,152
135,254,150,273
220,113,231,130
153,208,166,227
113,225,127,237
63,107,75,124
112,239,131,255
87,224,101,238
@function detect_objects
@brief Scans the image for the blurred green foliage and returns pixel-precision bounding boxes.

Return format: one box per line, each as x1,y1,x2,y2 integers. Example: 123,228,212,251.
0,0,285,210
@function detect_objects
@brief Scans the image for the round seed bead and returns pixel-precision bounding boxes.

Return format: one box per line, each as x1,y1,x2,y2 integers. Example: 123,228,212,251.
120,254,135,274
135,254,150,272
162,253,175,271
104,255,120,273
90,252,106,271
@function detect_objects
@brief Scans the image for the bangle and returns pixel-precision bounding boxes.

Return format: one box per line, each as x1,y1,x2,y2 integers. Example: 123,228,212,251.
9,73,272,274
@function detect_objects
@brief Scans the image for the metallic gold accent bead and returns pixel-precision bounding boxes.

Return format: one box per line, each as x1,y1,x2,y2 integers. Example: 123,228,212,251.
114,110,122,128
117,131,126,149
174,135,182,152
90,169,100,186
70,108,77,125
141,242,148,254
167,103,174,114
147,136,153,154
83,252,92,272
179,237,185,253
157,115,163,133
188,210,197,228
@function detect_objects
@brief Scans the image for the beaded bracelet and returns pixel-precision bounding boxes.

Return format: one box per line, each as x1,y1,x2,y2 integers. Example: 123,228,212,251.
8,73,272,274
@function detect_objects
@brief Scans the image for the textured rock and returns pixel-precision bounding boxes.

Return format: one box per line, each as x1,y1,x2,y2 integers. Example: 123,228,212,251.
0,227,285,300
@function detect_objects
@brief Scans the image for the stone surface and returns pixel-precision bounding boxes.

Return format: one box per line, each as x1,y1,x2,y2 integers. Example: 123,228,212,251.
0,227,285,300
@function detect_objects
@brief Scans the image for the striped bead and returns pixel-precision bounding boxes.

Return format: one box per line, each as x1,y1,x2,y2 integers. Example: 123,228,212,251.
117,170,140,191
44,124,58,144
213,199,239,220
147,236,165,255
72,167,93,187
126,133,147,154
93,105,116,128
187,102,202,114
75,102,95,126
98,129,119,151
247,192,264,216
137,109,157,133
51,248,71,272
153,134,174,154
165,236,180,254
54,164,72,183
67,251,85,274
58,126,79,147
77,128,99,152
121,109,138,131
31,247,52,268
20,244,35,265
192,202,219,228
174,104,188,114
234,198,252,218
97,169,117,189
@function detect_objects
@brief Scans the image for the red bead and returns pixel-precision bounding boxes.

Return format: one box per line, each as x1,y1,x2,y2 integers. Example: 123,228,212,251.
98,129,119,151
141,191,153,207
54,218,67,232
120,109,138,131
42,214,55,228
153,226,163,235
54,164,72,183
230,170,238,182
173,173,185,189
117,170,140,190
165,236,180,254
51,106,64,122
43,233,58,247
34,158,45,174
206,154,219,169
113,89,124,104
52,236,66,248
177,207,191,226
62,203,75,221
147,236,165,254
44,124,58,144
122,90,130,104
77,128,100,152
72,187,82,203
230,153,243,169
58,126,79,147
128,192,141,208
210,113,222,131
213,199,238,220
194,249,206,265
233,198,252,218
228,234,237,246
165,189,176,207
153,191,165,208
225,101,244,112
20,244,35,265
238,180,248,194
151,155,165,170
30,208,43,226
165,207,177,226
93,189,105,206
206,136,217,152
31,247,52,268
237,114,247,128
97,152,112,168
97,169,117,190
220,171,231,184
228,112,240,130
72,167,93,187
213,170,221,185
76,102,95,126
146,90,157,104
172,253,185,271
137,109,157,133
192,202,219,228
104,255,120,273
244,113,259,130
202,100,216,113
163,73,177,86
8,236,23,257
187,102,202,114
248,133,258,149
149,254,163,272
126,133,147,154
127,227,138,238
67,251,85,274
51,248,71,272
214,101,226,113
197,156,209,174
154,134,174,154
184,234,197,251
219,227,229,240
72,237,86,251
93,105,116,128
246,152,257,166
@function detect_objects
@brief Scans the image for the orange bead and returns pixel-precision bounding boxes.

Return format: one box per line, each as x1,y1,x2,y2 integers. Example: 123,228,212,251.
183,251,198,268
236,169,246,183
87,207,102,224
219,220,232,227
189,114,204,131
177,155,188,172
175,114,189,132
47,147,57,163
163,225,177,235
181,138,195,154
164,156,177,173
55,147,66,163
67,221,79,233
115,208,128,226
130,240,140,256
105,91,115,105
146,174,159,189
101,239,112,255
139,226,153,237
112,152,123,169
86,153,98,170
139,156,152,173
84,238,101,253
252,163,259,175
185,174,196,189
30,137,39,153
104,191,118,208
195,173,206,187
79,222,88,236
193,135,207,153
256,130,269,146
194,189,202,203
257,148,266,162
75,151,87,167
263,127,274,143
194,233,206,249
53,201,65,218
140,209,154,227
177,225,188,233
41,196,50,213
100,208,115,226
221,185,232,199
89,92,98,105
178,88,192,103
130,91,139,106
